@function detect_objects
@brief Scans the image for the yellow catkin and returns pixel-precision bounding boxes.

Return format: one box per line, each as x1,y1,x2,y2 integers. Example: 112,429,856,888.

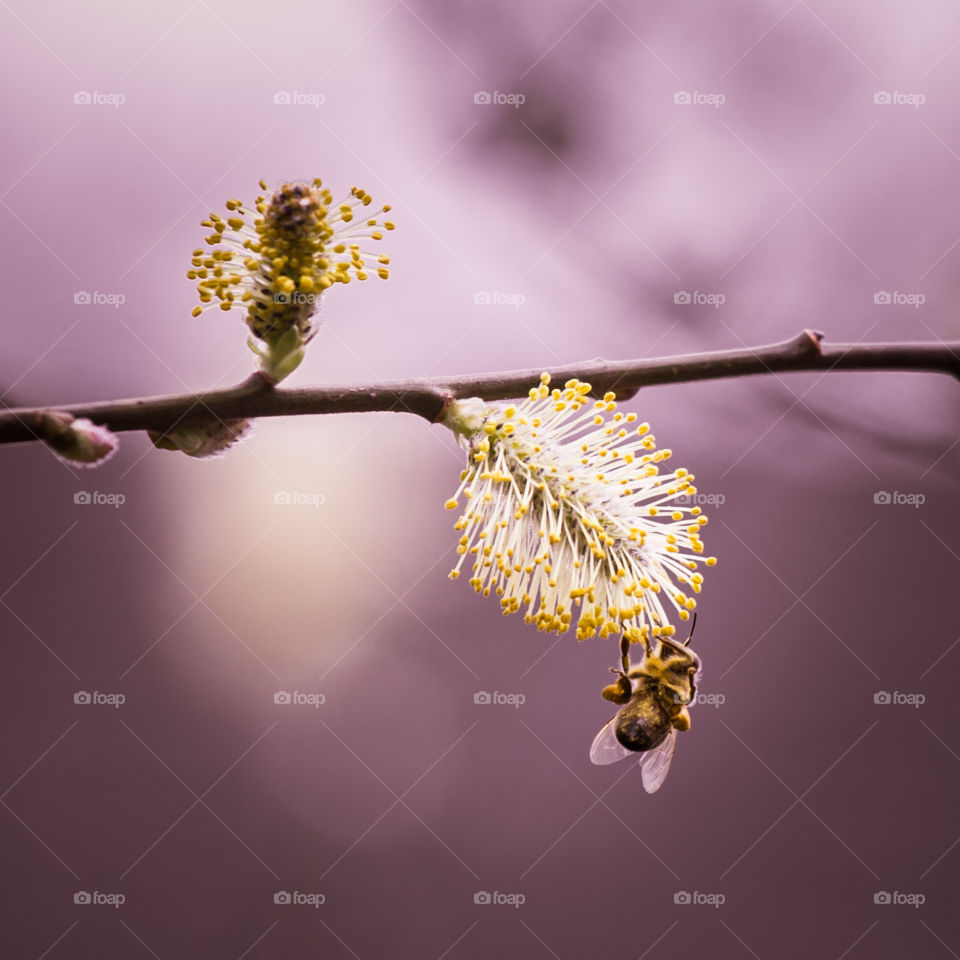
191,179,393,342
442,378,714,646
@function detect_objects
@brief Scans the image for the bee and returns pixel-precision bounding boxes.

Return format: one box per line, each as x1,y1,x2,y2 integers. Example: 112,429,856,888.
589,616,701,793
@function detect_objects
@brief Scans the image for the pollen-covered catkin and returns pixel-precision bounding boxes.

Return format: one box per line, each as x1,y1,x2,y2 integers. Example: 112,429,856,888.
189,179,393,382
442,374,716,645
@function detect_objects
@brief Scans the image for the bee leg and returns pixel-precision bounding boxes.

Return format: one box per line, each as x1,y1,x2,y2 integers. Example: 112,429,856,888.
601,669,632,704
619,634,631,675
640,630,654,660
671,707,691,732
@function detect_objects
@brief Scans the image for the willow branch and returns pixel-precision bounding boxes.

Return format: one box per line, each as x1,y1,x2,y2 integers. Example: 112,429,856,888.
1,330,957,446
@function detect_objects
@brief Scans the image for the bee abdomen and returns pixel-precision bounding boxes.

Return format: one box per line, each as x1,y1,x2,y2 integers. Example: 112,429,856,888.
614,677,672,753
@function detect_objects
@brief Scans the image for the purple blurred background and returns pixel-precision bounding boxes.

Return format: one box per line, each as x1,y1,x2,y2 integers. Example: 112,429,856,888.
2,1,959,956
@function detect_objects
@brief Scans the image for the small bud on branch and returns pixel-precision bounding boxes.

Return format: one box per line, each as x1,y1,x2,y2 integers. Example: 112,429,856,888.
38,413,118,466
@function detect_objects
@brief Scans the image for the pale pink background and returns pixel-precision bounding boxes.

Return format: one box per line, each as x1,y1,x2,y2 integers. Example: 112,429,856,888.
1,1,959,957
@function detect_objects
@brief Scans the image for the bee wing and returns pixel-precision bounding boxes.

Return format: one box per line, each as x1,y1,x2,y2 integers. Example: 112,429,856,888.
589,714,631,765
639,727,677,794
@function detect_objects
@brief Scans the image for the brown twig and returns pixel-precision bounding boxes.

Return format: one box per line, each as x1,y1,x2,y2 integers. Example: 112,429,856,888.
1,330,957,446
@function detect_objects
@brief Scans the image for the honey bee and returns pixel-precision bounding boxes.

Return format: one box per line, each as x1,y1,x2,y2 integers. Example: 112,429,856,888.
589,617,701,793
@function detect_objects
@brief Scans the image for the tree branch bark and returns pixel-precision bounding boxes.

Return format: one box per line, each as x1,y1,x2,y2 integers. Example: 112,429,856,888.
1,330,957,445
